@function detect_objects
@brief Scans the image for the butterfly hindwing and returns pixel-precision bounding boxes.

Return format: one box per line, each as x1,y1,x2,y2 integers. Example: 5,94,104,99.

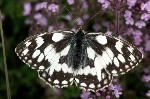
86,32,143,76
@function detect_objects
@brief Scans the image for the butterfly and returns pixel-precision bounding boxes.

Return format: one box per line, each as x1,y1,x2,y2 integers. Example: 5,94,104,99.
15,28,143,92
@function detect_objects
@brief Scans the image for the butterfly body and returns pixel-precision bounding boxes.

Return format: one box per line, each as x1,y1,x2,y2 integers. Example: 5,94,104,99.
15,29,142,92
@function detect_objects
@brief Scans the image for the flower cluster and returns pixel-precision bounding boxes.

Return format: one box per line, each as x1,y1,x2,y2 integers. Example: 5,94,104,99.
21,0,150,98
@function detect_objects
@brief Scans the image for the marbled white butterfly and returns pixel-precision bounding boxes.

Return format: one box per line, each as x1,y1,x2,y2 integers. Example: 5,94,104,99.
15,28,142,92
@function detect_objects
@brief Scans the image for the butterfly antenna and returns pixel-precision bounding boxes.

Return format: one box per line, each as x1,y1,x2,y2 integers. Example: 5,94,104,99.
81,10,103,30
60,4,81,28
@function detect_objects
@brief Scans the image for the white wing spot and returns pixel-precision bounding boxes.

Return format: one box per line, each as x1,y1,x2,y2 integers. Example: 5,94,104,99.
129,54,135,61
80,83,87,87
35,37,44,49
52,33,64,42
39,66,45,70
104,80,108,84
61,45,71,56
28,60,32,63
32,50,41,58
125,65,129,69
62,80,68,84
75,78,79,83
105,47,114,60
102,50,112,65
89,83,95,88
55,64,62,72
25,41,31,47
112,70,117,74
22,49,29,55
127,46,134,53
113,57,119,67
38,53,44,62
45,48,56,62
117,54,125,63
87,47,95,60
44,44,54,56
96,35,107,45
115,41,123,54
54,79,59,84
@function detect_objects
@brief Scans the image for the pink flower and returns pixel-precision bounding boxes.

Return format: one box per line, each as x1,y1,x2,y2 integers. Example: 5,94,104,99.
48,4,59,12
127,0,137,8
48,26,54,32
93,24,101,31
23,2,31,16
67,0,74,5
76,17,83,26
145,40,150,51
141,13,150,21
65,14,72,21
124,10,132,18
135,21,146,28
143,1,150,13
125,17,134,25
40,2,47,8
102,1,110,9
146,90,150,97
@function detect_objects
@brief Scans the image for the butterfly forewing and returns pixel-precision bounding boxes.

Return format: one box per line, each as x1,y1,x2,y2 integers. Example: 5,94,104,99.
86,32,143,76
15,30,74,71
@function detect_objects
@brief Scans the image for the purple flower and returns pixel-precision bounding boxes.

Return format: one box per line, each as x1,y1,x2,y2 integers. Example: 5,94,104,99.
35,3,42,11
102,1,110,9
34,13,42,20
65,14,72,21
127,0,137,8
142,75,150,82
83,14,89,20
67,0,74,5
125,28,134,35
40,2,48,9
141,13,150,21
23,2,31,16
82,1,88,10
96,92,100,96
48,26,54,32
98,0,105,3
133,35,142,45
124,10,132,18
142,1,150,13
112,89,122,98
35,16,48,26
48,4,59,12
76,17,83,26
80,91,90,99
135,21,146,28
146,90,150,97
25,19,33,25
106,95,111,99
93,24,101,31
125,17,134,25
145,40,150,51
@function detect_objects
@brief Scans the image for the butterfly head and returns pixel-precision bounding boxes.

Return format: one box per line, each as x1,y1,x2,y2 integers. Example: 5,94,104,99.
76,28,85,35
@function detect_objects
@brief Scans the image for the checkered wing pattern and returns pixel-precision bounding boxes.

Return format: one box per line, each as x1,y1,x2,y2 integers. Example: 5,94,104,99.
86,32,143,76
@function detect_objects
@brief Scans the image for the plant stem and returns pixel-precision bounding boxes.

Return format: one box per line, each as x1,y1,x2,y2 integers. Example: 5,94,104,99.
0,11,11,99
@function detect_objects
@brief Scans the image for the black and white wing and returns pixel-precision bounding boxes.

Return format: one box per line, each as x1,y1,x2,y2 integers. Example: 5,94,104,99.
15,30,75,87
86,32,143,76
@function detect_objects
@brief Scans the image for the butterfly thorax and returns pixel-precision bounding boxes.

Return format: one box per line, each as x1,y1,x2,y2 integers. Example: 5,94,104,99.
69,30,87,70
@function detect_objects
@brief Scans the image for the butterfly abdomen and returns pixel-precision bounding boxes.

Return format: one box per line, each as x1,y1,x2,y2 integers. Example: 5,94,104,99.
70,31,86,70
